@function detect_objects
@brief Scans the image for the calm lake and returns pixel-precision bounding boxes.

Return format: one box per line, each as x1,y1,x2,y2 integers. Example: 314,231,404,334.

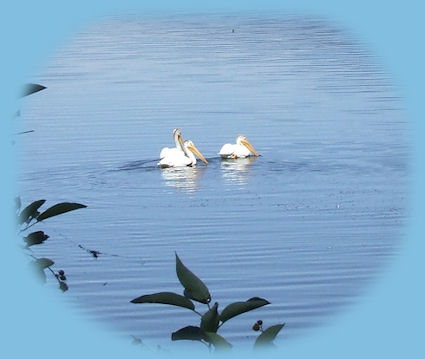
17,13,409,349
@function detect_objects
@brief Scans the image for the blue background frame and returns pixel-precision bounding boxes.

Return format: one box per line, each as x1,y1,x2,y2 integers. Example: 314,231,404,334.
1,1,424,358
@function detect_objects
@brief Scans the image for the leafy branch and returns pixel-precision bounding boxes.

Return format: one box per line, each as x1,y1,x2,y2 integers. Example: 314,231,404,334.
131,253,284,351
17,197,87,291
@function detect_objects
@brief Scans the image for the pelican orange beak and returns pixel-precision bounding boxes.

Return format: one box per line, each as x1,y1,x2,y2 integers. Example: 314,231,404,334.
188,144,208,165
241,138,259,156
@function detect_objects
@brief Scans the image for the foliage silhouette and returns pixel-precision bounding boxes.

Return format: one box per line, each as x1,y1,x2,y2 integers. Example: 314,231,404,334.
17,198,87,291
21,83,46,97
131,253,284,351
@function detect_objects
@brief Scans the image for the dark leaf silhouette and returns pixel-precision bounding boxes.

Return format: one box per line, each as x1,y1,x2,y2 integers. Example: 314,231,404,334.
175,253,211,304
19,199,46,224
220,297,270,324
24,231,49,247
200,302,219,333
254,324,285,348
22,83,46,97
34,258,54,269
37,202,87,222
131,292,195,310
171,326,206,342
15,130,35,135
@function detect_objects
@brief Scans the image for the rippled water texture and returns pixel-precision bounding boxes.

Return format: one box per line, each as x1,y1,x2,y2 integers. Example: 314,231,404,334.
18,14,408,349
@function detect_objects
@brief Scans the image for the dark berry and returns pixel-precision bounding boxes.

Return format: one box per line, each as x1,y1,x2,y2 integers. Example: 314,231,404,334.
252,323,260,331
59,281,69,292
257,320,263,325
58,270,65,276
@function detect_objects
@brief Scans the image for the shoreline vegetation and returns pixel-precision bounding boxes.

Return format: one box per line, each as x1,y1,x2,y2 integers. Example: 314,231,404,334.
130,253,284,352
18,198,87,291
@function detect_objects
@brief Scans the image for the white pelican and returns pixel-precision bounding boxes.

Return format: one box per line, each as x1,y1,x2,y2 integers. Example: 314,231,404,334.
219,135,259,159
159,128,185,160
158,130,208,168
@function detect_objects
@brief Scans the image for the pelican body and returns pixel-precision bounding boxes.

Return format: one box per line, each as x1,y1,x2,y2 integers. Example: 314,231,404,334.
158,129,208,168
219,135,259,159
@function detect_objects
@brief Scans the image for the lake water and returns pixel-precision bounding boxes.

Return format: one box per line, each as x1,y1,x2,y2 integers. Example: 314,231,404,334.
17,13,409,350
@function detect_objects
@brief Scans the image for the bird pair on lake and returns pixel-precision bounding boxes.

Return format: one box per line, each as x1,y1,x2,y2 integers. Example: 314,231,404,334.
158,128,259,168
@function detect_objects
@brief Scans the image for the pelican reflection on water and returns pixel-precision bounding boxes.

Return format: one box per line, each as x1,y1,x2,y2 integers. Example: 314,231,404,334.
220,156,258,184
160,166,206,193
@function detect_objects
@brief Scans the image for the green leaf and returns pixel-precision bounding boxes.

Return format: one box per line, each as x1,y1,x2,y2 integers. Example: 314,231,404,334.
171,326,206,342
37,202,87,222
220,297,270,324
22,83,46,97
200,302,219,333
34,258,55,269
204,332,232,350
130,292,195,310
24,231,49,247
175,253,211,304
254,324,285,348
19,199,46,224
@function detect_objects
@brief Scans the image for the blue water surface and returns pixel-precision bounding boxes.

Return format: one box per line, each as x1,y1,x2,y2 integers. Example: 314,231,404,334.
17,14,408,349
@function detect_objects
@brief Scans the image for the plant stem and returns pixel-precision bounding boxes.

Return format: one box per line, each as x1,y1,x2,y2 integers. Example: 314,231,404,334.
19,220,39,233
192,309,203,317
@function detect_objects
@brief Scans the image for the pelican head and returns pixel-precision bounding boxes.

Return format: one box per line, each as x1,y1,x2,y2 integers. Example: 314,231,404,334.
173,128,185,150
236,135,259,156
184,140,208,165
